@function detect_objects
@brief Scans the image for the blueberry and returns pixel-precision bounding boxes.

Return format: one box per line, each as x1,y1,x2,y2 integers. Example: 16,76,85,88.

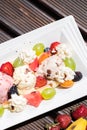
73,71,83,82
8,84,19,99
44,47,50,52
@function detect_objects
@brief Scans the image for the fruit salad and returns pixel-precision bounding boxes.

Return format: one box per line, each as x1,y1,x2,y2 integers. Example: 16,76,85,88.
0,41,83,116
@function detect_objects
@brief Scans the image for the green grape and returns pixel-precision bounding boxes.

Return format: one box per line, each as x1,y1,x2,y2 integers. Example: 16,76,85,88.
13,57,24,68
0,105,4,117
41,87,56,100
64,57,76,70
33,43,45,56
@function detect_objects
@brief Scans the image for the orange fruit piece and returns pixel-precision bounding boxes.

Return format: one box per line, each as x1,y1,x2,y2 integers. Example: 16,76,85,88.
60,80,74,88
39,52,51,64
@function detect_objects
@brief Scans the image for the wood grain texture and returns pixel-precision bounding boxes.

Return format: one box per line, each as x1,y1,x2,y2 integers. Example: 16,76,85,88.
0,0,54,35
36,0,87,33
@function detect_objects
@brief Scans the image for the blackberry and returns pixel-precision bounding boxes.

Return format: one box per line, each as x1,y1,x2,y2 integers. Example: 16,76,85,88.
44,47,50,52
73,71,83,82
8,84,19,99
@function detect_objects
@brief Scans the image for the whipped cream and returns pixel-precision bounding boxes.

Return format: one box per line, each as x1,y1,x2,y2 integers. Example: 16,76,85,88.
19,49,36,64
56,44,72,59
8,94,27,112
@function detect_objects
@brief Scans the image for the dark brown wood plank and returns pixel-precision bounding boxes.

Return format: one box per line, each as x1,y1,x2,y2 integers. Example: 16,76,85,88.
34,0,87,34
0,0,54,35
0,29,12,43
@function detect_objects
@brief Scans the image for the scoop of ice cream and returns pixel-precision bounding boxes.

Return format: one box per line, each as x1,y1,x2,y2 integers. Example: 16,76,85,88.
19,48,36,64
8,94,27,112
56,44,72,59
0,72,13,104
13,65,36,95
36,55,74,83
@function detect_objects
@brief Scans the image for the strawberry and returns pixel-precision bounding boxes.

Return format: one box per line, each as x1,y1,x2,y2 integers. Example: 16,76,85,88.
71,104,87,120
35,76,47,88
50,42,60,54
45,123,60,130
29,57,39,72
24,91,42,107
55,114,71,129
0,62,14,76
49,125,60,130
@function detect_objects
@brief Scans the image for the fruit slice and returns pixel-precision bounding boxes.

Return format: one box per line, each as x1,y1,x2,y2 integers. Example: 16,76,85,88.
55,114,71,129
66,118,87,130
33,43,45,56
35,76,47,88
39,52,51,64
13,57,24,68
29,57,39,71
64,57,76,71
0,105,4,117
41,87,56,100
24,91,42,107
50,42,60,54
71,104,87,120
0,62,14,76
60,80,74,88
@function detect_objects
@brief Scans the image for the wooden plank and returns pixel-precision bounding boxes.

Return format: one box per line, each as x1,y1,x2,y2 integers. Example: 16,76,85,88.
33,0,87,34
0,0,54,35
0,29,12,43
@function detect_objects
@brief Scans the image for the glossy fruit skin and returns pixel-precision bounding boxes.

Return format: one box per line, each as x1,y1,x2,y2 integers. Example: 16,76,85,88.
39,52,51,64
0,62,14,76
0,105,4,117
50,125,60,130
24,91,42,107
35,76,47,88
50,42,60,54
29,57,39,72
73,71,83,82
71,104,87,120
55,114,71,129
13,57,24,68
41,87,56,100
33,43,45,56
8,84,19,99
64,57,76,71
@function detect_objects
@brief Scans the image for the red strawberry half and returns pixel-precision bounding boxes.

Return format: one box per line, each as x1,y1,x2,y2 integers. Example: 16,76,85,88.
50,42,60,54
0,62,14,76
71,104,87,120
35,76,47,88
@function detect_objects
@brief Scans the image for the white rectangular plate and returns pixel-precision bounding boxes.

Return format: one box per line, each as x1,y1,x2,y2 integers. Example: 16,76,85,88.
0,16,87,130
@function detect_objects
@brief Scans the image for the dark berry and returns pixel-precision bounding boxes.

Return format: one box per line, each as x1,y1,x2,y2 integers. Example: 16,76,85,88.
8,84,19,99
44,47,50,52
73,71,83,82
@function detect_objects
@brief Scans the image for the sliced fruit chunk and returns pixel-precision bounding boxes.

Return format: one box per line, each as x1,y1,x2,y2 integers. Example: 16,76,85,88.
0,62,14,76
35,76,47,88
60,80,74,88
29,57,39,71
39,52,51,64
24,91,42,107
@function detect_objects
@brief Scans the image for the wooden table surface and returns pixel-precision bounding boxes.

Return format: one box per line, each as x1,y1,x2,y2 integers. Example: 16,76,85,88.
0,0,87,130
